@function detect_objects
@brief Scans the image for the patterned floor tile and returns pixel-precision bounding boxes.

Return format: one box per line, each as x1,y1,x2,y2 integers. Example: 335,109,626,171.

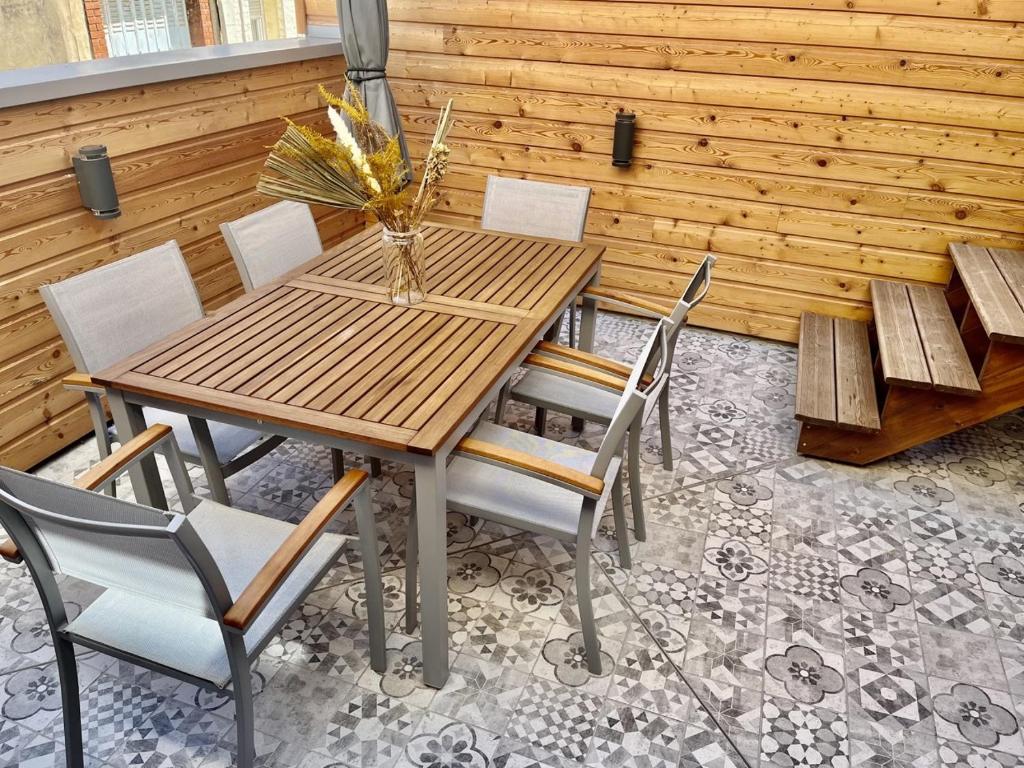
846,659,933,744
767,592,844,652
503,678,604,762
585,702,688,768
913,579,993,635
323,686,424,767
835,524,908,576
700,536,770,588
678,723,747,768
358,633,457,710
760,695,849,768
644,486,713,533
937,737,1020,767
849,728,937,768
534,623,619,695
842,610,924,673
632,523,705,572
692,573,768,634
491,563,571,621
770,551,840,604
764,641,845,711
683,619,765,690
609,643,691,721
395,713,500,768
930,678,1024,756
429,655,528,733
457,606,552,673
918,625,1006,689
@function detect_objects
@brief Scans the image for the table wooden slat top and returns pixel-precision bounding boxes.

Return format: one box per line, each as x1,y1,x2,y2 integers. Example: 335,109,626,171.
93,224,602,455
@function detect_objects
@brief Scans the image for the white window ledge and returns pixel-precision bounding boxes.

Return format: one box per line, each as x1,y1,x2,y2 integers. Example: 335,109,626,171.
0,37,344,110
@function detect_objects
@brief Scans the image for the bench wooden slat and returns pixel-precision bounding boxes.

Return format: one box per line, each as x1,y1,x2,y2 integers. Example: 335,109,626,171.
795,312,836,427
907,284,981,396
990,248,1024,345
949,243,1024,345
871,279,931,389
833,317,881,433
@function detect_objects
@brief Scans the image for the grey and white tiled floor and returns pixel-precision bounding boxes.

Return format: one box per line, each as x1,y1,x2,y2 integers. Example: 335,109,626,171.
3,313,1024,768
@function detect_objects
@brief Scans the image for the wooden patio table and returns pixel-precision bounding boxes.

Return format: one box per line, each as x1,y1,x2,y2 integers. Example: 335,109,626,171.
92,222,603,688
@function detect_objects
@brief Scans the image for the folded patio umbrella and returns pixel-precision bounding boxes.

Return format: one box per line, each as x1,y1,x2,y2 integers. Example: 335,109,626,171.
337,0,411,175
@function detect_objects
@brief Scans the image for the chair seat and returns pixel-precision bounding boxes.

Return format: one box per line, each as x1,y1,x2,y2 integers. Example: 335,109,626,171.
447,422,620,540
510,370,620,424
114,408,264,464
64,500,348,687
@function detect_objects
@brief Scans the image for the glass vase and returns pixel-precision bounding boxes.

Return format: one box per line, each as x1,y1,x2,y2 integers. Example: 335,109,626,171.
381,227,426,305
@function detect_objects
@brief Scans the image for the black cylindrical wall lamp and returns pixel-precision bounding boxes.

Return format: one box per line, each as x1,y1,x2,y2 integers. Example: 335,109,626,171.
612,111,636,167
73,145,121,219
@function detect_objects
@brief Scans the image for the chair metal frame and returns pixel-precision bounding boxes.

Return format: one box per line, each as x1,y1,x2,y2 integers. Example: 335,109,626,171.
0,426,385,768
496,253,717,537
405,321,671,674
41,242,286,504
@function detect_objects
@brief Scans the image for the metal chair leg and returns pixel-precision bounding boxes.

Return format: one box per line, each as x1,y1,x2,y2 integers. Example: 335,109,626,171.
568,303,577,348
226,636,255,768
353,486,387,673
575,522,602,675
658,385,673,472
187,416,231,505
331,449,345,482
534,407,547,437
55,636,84,768
404,503,419,634
85,393,116,497
611,471,631,569
493,381,511,425
370,457,383,478
627,424,647,542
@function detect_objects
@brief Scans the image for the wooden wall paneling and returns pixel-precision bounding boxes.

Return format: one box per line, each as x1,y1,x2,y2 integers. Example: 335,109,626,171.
0,56,364,470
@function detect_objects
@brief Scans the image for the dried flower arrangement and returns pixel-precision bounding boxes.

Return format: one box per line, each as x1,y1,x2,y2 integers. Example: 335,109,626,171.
257,82,454,304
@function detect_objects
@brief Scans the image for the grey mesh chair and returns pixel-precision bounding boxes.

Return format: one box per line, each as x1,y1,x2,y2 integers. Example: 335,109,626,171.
220,200,323,292
220,202,382,478
40,241,284,505
405,321,670,674
497,253,716,540
481,175,591,347
0,423,385,768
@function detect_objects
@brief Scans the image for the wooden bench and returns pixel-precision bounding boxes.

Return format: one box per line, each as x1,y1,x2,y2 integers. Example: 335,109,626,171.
795,312,880,433
870,279,981,396
949,244,1024,345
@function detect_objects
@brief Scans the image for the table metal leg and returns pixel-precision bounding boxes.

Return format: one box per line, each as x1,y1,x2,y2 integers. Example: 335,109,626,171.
107,390,167,510
413,455,449,688
572,293,601,432
187,416,230,505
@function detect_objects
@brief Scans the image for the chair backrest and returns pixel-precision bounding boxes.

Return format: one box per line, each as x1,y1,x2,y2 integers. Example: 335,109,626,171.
667,252,716,335
0,467,229,619
220,201,323,291
39,241,203,374
591,319,671,479
481,176,591,242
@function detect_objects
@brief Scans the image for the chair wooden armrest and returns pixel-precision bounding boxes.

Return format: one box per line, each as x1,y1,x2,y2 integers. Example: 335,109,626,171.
74,424,174,491
582,286,670,318
533,342,654,387
456,437,605,498
62,372,105,394
522,353,626,392
0,539,21,564
223,469,368,632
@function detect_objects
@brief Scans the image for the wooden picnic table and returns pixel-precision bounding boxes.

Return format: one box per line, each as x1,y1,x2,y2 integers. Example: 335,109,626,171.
93,222,603,688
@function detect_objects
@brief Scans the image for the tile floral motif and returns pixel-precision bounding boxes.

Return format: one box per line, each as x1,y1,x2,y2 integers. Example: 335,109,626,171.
770,551,840,604
447,551,505,598
894,476,956,508
760,695,849,768
701,537,769,585
931,681,1022,753
586,703,687,768
715,474,772,507
493,564,569,620
947,458,1007,488
977,555,1024,597
537,625,616,692
359,634,451,710
937,738,1020,768
764,644,844,706
839,567,912,614
609,644,691,720
842,611,924,672
400,715,496,768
